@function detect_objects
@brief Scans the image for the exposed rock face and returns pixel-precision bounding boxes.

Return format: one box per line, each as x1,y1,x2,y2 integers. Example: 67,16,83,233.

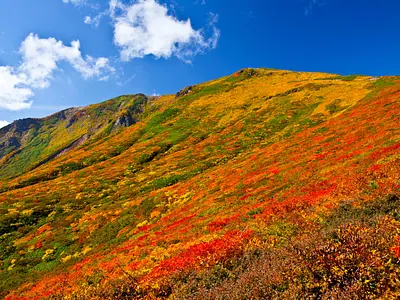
3,137,20,148
56,134,89,158
233,68,257,78
0,110,84,160
115,113,135,128
0,137,20,158
0,119,41,159
43,107,84,129
114,94,149,129
0,94,150,177
0,118,40,135
175,86,194,98
33,134,90,169
65,115,78,129
63,109,84,129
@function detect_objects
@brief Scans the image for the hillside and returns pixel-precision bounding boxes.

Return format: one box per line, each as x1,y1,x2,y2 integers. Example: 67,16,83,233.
1,68,400,299
0,94,149,180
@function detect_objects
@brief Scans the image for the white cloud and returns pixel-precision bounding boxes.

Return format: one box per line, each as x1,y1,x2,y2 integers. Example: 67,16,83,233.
84,10,109,27
0,33,114,111
63,0,99,10
62,0,86,5
116,74,136,86
0,67,33,110
80,0,219,62
84,15,95,25
111,0,220,62
0,120,10,129
305,0,325,16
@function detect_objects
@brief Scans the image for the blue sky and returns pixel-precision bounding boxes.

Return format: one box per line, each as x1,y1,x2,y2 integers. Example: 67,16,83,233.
1,0,400,126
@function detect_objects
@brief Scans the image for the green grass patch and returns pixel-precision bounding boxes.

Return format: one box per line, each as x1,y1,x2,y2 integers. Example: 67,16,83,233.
316,75,360,81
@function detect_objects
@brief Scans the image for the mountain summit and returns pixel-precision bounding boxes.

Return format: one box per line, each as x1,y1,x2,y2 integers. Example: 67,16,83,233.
1,69,400,299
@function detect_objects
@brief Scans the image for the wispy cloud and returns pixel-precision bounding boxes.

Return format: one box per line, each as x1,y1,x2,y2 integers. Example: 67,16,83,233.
0,32,6,55
84,13,107,27
62,0,99,10
241,10,255,19
62,0,86,6
116,74,136,87
304,0,325,16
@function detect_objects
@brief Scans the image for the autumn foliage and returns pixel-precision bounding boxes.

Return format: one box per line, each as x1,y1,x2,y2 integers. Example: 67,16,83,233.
0,69,400,299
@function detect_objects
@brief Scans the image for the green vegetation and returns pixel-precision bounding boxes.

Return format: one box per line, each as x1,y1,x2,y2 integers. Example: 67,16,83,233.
1,70,400,299
316,75,360,81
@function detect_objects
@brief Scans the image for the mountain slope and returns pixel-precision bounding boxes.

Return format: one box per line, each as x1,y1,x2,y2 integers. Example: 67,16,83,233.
0,94,149,179
1,69,400,299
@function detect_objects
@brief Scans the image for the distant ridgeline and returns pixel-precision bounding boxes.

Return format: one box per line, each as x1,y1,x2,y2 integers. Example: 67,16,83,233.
1,69,399,299
0,94,149,180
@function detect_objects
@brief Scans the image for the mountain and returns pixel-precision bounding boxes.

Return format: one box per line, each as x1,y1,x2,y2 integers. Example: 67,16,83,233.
0,94,149,180
1,69,400,299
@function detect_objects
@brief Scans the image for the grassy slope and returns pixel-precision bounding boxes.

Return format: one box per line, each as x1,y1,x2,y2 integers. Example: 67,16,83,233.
0,94,148,180
0,69,399,299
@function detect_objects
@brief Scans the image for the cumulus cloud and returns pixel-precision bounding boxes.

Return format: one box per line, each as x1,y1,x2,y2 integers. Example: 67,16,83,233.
81,0,219,61
111,0,220,62
0,120,9,129
0,67,33,110
0,34,114,110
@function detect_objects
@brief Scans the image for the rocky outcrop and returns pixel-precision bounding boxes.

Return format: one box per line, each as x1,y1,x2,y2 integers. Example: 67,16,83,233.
0,94,151,177
3,137,20,148
0,118,40,136
114,94,149,129
0,119,41,159
175,86,194,98
115,113,135,127
0,137,20,158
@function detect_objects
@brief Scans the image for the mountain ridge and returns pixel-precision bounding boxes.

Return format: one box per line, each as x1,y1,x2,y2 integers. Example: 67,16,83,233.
0,93,151,180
